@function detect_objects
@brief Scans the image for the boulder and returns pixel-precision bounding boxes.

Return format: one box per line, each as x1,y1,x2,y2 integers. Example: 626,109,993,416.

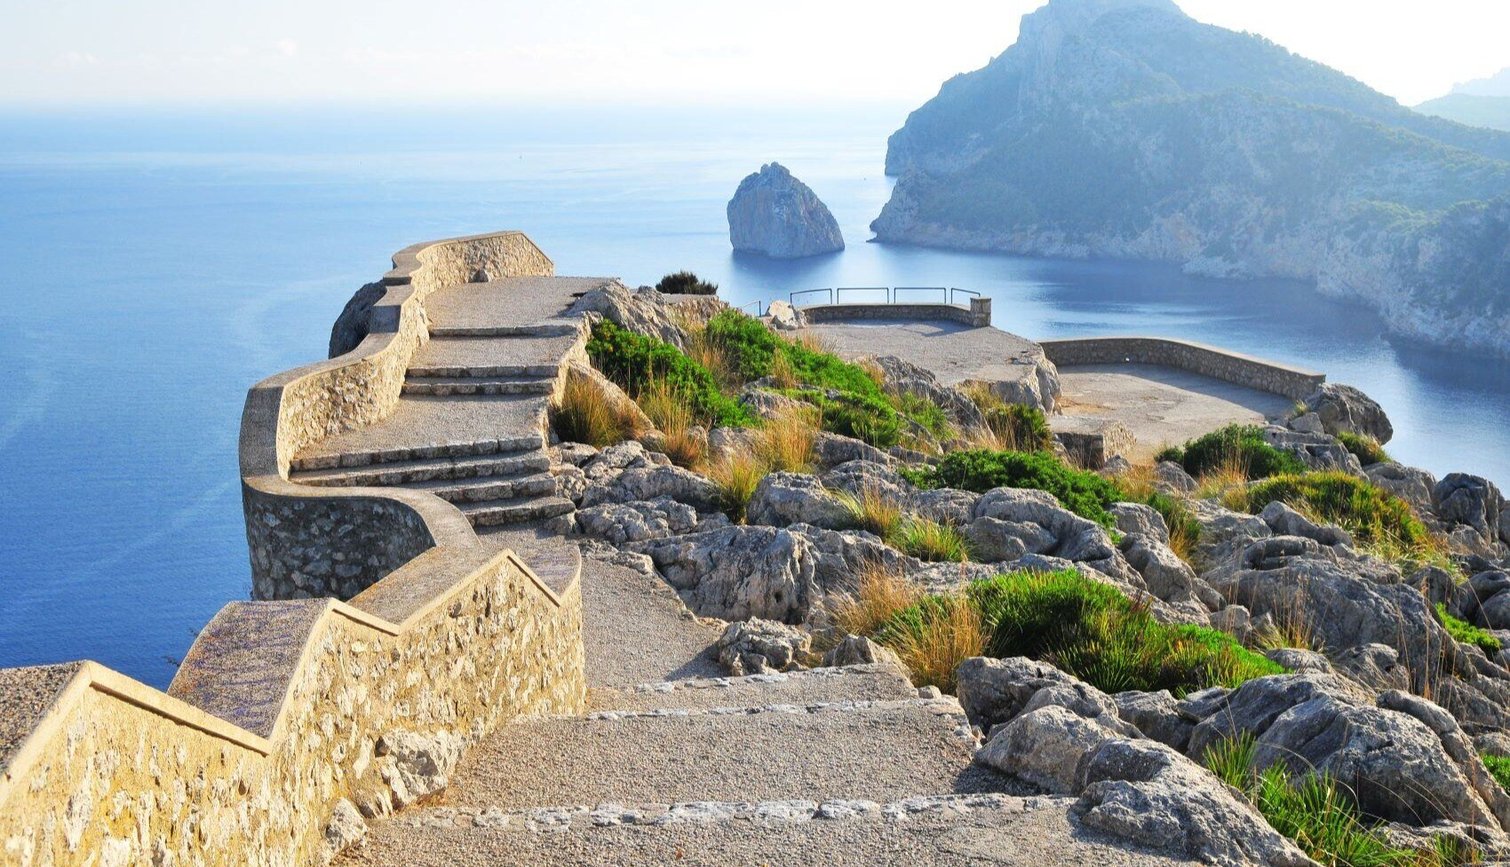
1261,426,1364,475
574,497,705,546
787,523,914,599
821,635,907,674
707,426,763,463
746,472,852,529
321,799,368,860
581,465,723,513
977,705,1121,794
1265,648,1333,675
630,526,818,622
581,440,657,483
820,460,909,502
1109,502,1169,546
1287,412,1325,435
908,488,981,527
716,619,811,676
765,299,805,330
1189,500,1272,567
1119,534,1220,618
329,281,387,358
954,656,1079,735
1101,455,1133,477
972,488,1118,566
1461,571,1510,630
812,432,894,469
726,162,844,258
1303,382,1394,444
1434,473,1506,543
868,355,987,431
1258,501,1352,548
739,386,812,422
571,281,714,349
375,730,463,810
1073,739,1315,867
1366,462,1438,517
1155,461,1197,494
1114,690,1194,752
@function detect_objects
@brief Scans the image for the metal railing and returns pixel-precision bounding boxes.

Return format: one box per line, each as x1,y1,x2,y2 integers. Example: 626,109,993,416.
787,287,977,308
737,299,766,317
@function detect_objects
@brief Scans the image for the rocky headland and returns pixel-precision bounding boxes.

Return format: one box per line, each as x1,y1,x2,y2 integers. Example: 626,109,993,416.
871,0,1510,358
727,162,844,258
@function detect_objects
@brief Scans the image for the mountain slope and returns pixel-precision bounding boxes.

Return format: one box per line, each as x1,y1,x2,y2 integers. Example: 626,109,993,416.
1418,94,1510,132
874,0,1510,356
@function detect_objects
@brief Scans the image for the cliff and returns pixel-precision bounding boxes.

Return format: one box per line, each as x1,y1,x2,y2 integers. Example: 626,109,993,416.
727,162,844,258
873,0,1510,357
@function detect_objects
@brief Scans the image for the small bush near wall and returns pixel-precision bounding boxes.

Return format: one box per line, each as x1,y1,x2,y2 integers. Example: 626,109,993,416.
905,449,1122,528
1156,424,1306,481
656,271,719,295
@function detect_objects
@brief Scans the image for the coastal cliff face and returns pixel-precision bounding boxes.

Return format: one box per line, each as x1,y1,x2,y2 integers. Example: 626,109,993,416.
873,0,1510,357
728,162,844,258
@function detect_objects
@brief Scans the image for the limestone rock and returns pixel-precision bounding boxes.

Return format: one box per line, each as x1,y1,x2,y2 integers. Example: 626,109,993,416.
1155,460,1197,494
908,488,981,527
820,460,909,503
1114,690,1194,752
1258,501,1352,548
727,162,844,258
1109,502,1169,546
787,523,914,598
1073,738,1315,867
955,656,1078,735
1261,426,1364,475
821,635,907,674
574,497,705,546
812,432,894,469
571,281,718,349
630,526,817,622
969,487,1136,588
739,386,811,421
1303,382,1394,444
1367,462,1438,517
765,299,805,330
977,705,1120,794
1190,500,1272,567
581,464,723,513
1434,473,1506,543
868,355,987,431
329,281,386,358
746,472,852,529
1287,412,1325,435
1119,534,1219,618
716,619,811,676
321,799,367,862
377,730,463,808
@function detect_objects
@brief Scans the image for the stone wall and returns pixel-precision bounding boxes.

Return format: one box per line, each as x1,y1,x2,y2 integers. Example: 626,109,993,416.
0,550,585,867
1039,336,1325,400
799,298,992,328
240,231,553,601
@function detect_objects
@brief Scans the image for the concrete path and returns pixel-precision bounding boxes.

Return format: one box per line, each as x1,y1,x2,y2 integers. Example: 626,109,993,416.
335,549,1196,867
286,276,618,532
803,318,1047,391
1055,364,1293,460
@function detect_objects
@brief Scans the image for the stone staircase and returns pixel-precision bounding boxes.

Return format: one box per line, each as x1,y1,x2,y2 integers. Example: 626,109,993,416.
332,553,1186,867
285,278,601,532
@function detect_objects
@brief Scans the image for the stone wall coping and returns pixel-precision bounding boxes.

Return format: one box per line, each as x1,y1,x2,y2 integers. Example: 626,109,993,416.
1039,335,1325,400
798,302,987,327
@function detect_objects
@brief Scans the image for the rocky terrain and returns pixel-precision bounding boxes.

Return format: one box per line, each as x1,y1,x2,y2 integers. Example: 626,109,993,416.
727,162,844,258
871,0,1510,358
532,286,1510,865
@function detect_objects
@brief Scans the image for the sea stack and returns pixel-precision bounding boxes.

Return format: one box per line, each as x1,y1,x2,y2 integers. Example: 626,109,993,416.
726,162,844,258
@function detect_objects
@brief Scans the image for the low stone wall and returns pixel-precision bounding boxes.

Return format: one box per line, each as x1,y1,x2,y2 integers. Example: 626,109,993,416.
1039,336,1325,400
240,231,553,602
799,297,992,328
0,550,585,867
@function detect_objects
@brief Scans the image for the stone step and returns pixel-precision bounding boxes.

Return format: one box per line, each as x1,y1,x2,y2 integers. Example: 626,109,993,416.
407,472,558,504
338,792,1133,867
589,664,921,713
289,451,551,487
428,323,579,339
406,362,561,379
401,375,556,397
440,698,990,812
458,495,575,528
289,434,544,473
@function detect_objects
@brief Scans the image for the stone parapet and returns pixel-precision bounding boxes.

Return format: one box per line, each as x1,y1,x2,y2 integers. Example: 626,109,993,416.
798,300,991,327
0,548,585,866
1039,336,1325,400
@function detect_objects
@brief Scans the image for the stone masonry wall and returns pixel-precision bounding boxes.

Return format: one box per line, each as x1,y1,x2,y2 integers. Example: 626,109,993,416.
799,300,990,327
1040,336,1325,400
0,553,585,867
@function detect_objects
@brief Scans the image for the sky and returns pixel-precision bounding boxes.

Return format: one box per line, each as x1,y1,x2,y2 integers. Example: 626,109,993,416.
2,0,1508,109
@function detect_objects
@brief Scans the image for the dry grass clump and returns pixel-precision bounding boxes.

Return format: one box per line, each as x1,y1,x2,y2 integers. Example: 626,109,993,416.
830,562,924,640
879,595,986,694
835,484,904,538
553,369,640,447
685,325,740,392
1194,453,1253,509
706,449,768,524
637,380,705,469
962,384,1053,453
756,407,818,473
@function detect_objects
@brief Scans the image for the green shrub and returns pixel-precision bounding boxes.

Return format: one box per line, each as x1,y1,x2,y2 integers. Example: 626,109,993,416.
801,389,904,448
586,320,753,428
892,518,973,563
1336,431,1393,466
704,309,780,381
1163,424,1307,480
1484,753,1510,792
981,402,1053,451
1204,736,1457,867
880,571,1281,697
1437,603,1502,653
912,449,1123,527
1240,471,1433,553
1133,488,1201,555
655,270,718,295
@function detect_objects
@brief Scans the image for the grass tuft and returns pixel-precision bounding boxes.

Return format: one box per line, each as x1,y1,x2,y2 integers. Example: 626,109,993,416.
892,518,973,563
1161,424,1307,481
1337,431,1393,466
872,594,985,694
1240,471,1439,559
1437,603,1502,654
830,562,924,640
909,449,1123,528
552,369,638,447
706,450,768,524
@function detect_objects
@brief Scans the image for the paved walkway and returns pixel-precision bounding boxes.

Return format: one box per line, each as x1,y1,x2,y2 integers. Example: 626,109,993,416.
1054,364,1293,460
335,551,1194,867
802,318,1048,392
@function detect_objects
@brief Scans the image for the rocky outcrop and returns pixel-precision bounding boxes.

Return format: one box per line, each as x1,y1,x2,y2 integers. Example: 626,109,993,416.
716,619,811,676
570,281,724,349
1303,383,1394,444
629,525,818,623
726,163,844,258
746,472,853,530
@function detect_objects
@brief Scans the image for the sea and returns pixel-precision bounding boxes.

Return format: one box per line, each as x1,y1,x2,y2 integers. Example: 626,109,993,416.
3,102,1508,688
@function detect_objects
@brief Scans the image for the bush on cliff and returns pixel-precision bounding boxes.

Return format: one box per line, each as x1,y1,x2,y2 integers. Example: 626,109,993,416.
1336,431,1393,466
905,449,1121,528
876,570,1280,696
655,270,718,295
1240,471,1434,555
1158,424,1306,481
586,320,753,428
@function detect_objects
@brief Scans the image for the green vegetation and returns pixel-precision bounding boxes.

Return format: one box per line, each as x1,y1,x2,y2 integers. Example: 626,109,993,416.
1240,471,1434,555
1136,489,1202,559
907,449,1123,528
966,385,1053,452
552,369,639,447
1157,424,1307,481
1483,753,1510,793
892,518,973,563
877,571,1281,696
1437,603,1502,654
1337,432,1393,466
655,270,718,295
586,320,753,428
1204,736,1470,867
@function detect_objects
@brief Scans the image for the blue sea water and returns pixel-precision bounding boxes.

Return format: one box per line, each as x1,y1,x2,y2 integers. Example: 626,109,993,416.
2,103,1508,688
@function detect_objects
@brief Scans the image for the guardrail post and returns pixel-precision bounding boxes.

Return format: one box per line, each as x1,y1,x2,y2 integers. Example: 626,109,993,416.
969,297,992,327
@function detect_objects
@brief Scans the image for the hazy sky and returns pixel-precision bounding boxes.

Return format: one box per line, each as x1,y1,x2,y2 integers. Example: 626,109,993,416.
3,0,1507,109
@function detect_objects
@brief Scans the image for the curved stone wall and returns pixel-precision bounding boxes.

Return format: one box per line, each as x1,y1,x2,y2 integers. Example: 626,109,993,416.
1039,336,1325,400
240,231,554,602
798,298,992,327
